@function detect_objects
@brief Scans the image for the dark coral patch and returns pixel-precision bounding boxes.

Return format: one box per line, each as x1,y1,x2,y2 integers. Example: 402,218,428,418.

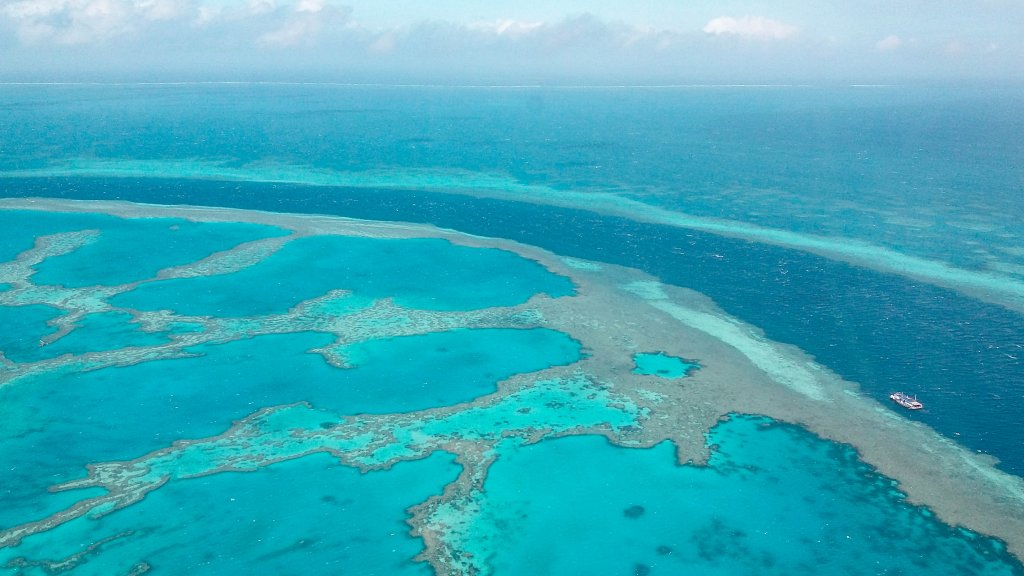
624,504,646,518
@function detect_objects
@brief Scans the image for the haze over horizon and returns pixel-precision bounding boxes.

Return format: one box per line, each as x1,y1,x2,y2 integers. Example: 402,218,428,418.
2,1,1023,84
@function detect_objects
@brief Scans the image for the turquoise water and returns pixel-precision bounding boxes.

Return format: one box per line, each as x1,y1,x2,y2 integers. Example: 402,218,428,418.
0,304,62,362
0,210,289,288
0,452,459,575
10,311,171,363
1,85,1023,574
0,327,578,529
0,486,108,541
111,235,574,316
416,375,641,442
0,210,102,263
632,352,698,379
340,328,582,410
466,416,1019,575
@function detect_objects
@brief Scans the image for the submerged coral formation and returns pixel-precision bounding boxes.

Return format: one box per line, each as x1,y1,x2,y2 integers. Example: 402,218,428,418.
1,199,1023,575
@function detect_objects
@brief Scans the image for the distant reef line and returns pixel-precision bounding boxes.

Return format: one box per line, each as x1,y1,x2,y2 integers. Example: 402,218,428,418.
3,157,1024,314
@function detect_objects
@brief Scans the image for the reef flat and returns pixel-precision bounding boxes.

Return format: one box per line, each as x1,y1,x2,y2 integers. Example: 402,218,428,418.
1,198,1022,574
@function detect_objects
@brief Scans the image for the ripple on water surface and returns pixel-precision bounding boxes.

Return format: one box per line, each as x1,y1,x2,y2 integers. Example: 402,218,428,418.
464,415,1022,575
0,452,460,575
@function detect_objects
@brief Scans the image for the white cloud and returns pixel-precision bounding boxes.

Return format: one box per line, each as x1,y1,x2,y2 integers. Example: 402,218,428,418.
3,6,1021,82
468,18,543,38
295,0,323,14
3,0,62,19
702,16,798,40
192,5,219,26
135,0,188,21
0,0,351,46
383,13,659,60
876,34,902,52
3,0,135,44
246,1,276,17
258,18,317,46
258,0,350,46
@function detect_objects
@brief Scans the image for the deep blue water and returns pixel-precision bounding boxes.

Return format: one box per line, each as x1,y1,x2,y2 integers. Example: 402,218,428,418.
3,85,1022,271
6,176,1022,476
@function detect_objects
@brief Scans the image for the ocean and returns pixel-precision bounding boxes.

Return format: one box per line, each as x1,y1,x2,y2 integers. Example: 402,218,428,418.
0,83,1022,574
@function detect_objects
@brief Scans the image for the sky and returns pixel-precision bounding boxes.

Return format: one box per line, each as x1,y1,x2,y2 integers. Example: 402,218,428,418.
1,0,1023,83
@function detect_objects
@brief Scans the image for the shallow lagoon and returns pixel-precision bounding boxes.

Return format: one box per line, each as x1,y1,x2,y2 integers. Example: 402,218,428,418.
0,304,62,363
111,235,575,316
14,311,172,362
632,352,698,379
0,327,579,529
466,416,1019,575
0,210,105,263
0,452,460,575
11,211,288,288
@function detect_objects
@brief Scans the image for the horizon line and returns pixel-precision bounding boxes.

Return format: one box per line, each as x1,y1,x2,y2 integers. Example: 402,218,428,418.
0,81,895,89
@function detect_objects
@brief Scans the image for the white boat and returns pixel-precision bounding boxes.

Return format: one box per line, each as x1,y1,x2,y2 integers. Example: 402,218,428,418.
890,392,923,410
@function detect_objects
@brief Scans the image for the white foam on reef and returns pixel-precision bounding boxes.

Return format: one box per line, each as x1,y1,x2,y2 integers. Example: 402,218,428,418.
5,158,1024,313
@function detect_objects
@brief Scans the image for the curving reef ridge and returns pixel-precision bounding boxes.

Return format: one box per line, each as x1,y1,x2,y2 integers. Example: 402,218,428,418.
0,198,1022,575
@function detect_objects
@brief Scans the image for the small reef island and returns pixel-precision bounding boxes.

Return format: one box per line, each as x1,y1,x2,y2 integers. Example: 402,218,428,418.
1,198,1023,575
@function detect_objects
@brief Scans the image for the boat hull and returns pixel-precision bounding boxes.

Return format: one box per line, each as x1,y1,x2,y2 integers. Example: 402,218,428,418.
889,392,923,410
